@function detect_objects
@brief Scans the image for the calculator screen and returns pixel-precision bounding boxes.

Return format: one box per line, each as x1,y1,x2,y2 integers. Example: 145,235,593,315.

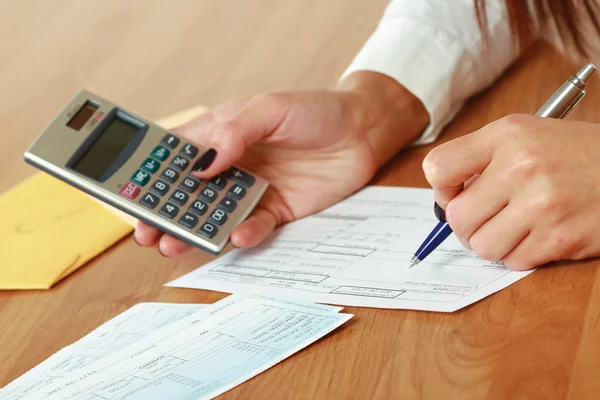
71,116,139,181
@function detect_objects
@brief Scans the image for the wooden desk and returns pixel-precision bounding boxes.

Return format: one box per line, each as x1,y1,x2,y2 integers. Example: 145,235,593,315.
1,1,600,398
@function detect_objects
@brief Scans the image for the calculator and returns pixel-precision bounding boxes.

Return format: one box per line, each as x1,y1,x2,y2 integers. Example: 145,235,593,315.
24,90,268,254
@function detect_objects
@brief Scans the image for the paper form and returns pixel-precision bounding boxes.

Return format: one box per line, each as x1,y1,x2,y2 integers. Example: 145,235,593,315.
1,303,207,399
165,187,534,312
19,294,350,400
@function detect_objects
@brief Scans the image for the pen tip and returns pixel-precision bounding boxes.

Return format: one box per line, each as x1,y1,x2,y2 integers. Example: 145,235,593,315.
408,258,420,268
576,62,596,82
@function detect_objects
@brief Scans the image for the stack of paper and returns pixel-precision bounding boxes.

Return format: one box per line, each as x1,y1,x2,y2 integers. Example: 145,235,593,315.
2,294,351,400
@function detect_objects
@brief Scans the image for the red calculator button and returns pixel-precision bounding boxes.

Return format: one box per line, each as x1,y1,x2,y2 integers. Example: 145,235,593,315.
120,182,140,199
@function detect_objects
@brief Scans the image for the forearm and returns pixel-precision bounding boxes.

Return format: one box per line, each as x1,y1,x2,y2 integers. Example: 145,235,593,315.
336,70,429,169
338,0,520,157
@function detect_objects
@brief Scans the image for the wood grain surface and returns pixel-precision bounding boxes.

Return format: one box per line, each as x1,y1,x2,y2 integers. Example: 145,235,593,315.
1,1,600,398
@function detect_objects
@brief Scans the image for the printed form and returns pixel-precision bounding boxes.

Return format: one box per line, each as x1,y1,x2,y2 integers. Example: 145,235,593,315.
2,303,207,399
166,187,534,312
17,294,350,400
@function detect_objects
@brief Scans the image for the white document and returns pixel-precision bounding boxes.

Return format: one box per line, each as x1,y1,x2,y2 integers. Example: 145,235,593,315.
20,294,350,400
166,187,534,312
2,303,207,399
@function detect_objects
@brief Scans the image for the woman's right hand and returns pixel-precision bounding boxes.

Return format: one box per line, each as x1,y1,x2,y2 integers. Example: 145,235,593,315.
134,71,429,256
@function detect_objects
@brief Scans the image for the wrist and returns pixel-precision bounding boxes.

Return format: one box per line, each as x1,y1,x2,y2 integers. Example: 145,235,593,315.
336,71,430,169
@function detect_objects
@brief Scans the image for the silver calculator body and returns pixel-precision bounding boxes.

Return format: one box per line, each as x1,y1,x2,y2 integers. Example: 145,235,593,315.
24,90,268,254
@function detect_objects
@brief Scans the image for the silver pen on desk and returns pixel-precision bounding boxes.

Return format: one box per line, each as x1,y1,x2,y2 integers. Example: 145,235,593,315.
408,61,596,268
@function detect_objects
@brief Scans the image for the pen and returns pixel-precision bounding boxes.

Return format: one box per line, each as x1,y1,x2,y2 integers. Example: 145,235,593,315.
409,62,596,268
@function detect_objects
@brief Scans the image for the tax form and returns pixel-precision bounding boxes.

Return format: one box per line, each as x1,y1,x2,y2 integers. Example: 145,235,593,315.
166,187,534,312
19,294,350,400
2,303,207,399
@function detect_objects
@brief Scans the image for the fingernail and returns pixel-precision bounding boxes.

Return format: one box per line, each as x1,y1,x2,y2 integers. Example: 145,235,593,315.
157,243,168,257
193,148,217,172
133,235,141,246
434,202,446,222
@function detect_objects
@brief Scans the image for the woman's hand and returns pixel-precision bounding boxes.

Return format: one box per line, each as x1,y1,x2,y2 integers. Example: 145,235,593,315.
134,71,429,256
423,114,600,270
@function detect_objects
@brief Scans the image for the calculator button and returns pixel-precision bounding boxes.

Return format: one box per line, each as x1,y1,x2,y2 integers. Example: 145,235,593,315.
180,143,199,159
228,184,246,200
150,180,170,196
198,187,217,203
218,197,237,213
159,202,179,219
198,222,218,238
169,190,189,206
208,176,227,191
189,200,208,216
141,157,160,174
178,212,199,229
120,182,140,199
179,177,199,193
161,133,180,149
208,209,228,226
131,170,150,186
225,168,255,188
151,146,170,161
160,168,179,183
170,156,189,171
140,193,160,209
187,172,203,184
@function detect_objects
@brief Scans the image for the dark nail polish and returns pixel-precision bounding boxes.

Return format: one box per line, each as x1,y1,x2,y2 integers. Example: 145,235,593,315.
193,148,217,172
434,202,446,222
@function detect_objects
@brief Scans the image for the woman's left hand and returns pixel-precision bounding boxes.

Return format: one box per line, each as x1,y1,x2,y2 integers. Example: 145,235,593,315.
423,114,600,270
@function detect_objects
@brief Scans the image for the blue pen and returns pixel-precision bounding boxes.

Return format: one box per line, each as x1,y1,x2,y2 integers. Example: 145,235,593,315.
408,62,596,268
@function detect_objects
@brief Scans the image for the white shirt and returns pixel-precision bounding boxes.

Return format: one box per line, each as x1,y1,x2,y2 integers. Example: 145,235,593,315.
341,0,521,145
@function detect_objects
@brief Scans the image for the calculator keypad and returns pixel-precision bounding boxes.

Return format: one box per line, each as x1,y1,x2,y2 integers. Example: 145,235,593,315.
141,158,161,174
160,168,179,183
140,193,160,209
218,197,236,212
151,146,170,161
120,182,140,199
198,187,217,203
180,143,199,158
189,200,208,216
208,209,228,226
161,134,180,149
178,212,199,229
131,170,150,186
228,185,246,200
160,203,179,219
179,177,199,193
128,133,260,248
170,156,189,171
209,176,227,191
199,222,218,238
225,167,255,188
169,190,189,206
150,180,170,196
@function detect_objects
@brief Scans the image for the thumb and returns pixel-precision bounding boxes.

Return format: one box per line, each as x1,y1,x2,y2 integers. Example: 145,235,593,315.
188,93,291,178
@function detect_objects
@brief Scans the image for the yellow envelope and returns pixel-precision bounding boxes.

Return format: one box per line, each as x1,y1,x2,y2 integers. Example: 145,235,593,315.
0,105,207,290
0,173,133,289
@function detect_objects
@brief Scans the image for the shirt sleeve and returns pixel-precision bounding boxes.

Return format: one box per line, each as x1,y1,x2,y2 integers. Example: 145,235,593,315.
340,0,521,145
